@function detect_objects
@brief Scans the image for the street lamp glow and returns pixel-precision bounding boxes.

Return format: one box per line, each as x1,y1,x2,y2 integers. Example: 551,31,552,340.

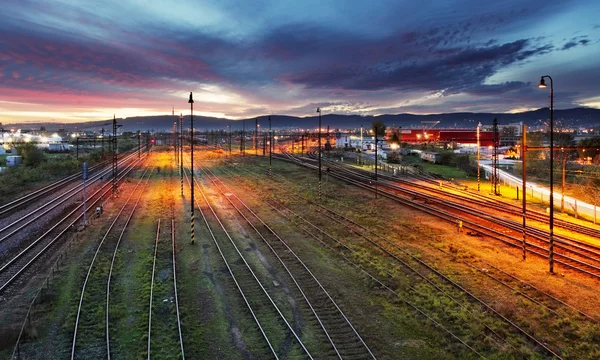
538,77,547,88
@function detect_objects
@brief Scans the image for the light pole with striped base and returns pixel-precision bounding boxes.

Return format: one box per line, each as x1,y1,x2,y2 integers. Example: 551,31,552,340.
188,93,195,245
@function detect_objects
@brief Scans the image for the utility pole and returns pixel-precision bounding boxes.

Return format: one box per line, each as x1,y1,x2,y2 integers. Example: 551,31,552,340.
83,162,88,226
492,118,499,195
562,149,566,214
174,121,177,165
301,130,305,156
269,116,272,176
112,115,120,197
76,137,79,160
255,118,258,155
138,131,141,159
375,125,378,199
242,119,245,157
229,124,232,155
101,128,105,159
317,108,322,200
522,124,527,260
180,114,183,197
188,93,195,245
477,122,481,191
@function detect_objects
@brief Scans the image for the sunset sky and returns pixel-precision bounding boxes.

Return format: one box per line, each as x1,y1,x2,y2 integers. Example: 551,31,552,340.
1,0,599,124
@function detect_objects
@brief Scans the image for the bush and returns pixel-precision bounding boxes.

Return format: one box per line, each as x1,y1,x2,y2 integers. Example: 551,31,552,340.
16,143,46,166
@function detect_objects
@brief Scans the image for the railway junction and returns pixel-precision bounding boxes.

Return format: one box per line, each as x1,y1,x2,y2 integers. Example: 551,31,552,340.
1,141,600,360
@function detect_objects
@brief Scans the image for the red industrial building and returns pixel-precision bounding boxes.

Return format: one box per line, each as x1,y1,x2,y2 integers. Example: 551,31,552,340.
397,129,495,146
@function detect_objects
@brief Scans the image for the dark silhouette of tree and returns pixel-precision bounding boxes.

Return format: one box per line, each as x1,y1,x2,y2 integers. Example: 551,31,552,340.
371,120,386,137
578,137,600,164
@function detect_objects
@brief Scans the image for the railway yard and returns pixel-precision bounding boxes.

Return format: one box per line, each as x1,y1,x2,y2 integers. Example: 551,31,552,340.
2,145,600,360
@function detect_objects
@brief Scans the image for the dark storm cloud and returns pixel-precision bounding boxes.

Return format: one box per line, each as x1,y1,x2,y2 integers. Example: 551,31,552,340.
278,33,554,95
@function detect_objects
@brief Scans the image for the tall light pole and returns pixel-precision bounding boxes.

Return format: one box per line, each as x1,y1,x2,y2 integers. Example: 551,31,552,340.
317,108,322,200
180,114,183,197
522,124,527,261
561,148,566,214
269,115,272,177
539,75,554,273
188,92,195,245
374,125,378,199
228,124,232,155
477,122,481,191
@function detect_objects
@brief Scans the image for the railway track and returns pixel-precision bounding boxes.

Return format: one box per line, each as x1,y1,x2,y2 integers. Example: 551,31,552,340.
0,146,148,218
220,160,577,358
71,165,152,359
0,151,142,254
182,160,313,359
277,151,600,280
0,155,147,298
0,161,109,217
200,164,377,359
342,158,600,239
146,215,185,359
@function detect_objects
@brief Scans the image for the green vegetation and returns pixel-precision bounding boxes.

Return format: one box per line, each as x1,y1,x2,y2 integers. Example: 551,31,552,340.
401,152,473,179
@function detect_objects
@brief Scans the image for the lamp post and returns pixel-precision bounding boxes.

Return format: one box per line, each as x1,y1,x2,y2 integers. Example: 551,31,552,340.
180,114,183,197
374,125,378,199
477,122,481,191
227,124,231,155
522,124,527,261
269,115,272,176
538,75,554,273
188,92,195,245
317,107,322,200
561,148,566,214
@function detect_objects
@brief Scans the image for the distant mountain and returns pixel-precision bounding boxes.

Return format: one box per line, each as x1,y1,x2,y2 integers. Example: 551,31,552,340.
6,107,600,132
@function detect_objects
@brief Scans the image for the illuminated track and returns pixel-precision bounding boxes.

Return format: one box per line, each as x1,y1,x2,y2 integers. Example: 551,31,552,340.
145,216,185,359
0,151,142,251
182,157,313,359
222,160,574,359
200,164,377,360
282,150,600,280
71,165,152,360
0,160,109,216
0,154,147,297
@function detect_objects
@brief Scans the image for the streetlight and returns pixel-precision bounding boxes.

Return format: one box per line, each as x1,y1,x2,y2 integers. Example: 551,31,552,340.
538,75,554,273
180,113,183,197
477,122,481,191
188,92,195,245
317,108,322,200
269,115,272,176
374,125,378,199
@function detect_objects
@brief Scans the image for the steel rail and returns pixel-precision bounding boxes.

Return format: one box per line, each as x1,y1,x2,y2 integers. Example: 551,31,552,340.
105,166,153,360
0,155,147,293
183,158,313,359
202,165,371,359
180,165,279,359
71,164,152,359
172,218,185,360
147,220,160,360
0,153,140,244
